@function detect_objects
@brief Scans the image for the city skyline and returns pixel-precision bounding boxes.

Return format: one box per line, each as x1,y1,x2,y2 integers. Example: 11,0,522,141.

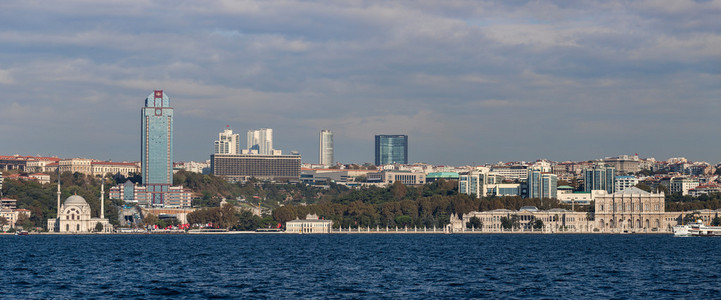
1,1,719,165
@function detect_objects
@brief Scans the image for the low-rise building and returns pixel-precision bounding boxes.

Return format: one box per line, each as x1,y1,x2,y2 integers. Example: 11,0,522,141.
1,207,31,231
367,170,426,185
286,214,333,233
688,184,721,197
426,172,459,182
29,173,51,184
463,207,593,232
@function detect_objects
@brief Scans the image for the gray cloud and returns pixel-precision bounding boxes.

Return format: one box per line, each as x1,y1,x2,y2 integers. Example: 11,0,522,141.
0,0,719,165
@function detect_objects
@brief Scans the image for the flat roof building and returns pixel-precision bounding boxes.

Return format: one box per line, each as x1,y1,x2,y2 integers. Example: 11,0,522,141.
211,153,301,182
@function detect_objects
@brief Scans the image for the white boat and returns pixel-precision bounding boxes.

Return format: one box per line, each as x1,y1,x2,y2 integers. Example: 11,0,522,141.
673,220,721,237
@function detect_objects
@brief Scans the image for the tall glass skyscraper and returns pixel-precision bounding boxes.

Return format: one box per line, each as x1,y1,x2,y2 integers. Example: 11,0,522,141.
527,169,557,199
583,165,616,194
319,130,333,166
141,90,173,207
375,135,408,165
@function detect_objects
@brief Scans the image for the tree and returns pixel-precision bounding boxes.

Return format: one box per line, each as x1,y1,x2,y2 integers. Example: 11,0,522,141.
95,222,104,232
500,215,520,230
15,213,32,230
219,203,240,229
0,216,8,229
635,183,652,192
532,219,544,230
682,212,700,224
391,181,407,200
394,215,412,227
143,213,159,227
712,216,721,226
466,216,482,229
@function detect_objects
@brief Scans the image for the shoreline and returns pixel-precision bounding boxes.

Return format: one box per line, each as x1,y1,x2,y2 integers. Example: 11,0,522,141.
1,231,672,235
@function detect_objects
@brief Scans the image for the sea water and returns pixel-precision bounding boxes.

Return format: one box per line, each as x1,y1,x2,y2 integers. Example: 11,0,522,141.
2,234,720,298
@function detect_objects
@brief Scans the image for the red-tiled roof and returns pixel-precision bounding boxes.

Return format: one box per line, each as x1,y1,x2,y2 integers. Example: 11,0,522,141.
92,162,138,166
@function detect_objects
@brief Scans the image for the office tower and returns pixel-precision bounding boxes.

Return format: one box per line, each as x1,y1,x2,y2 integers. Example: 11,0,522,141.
319,130,334,166
141,90,173,207
527,169,557,199
374,135,408,165
583,165,616,193
215,126,240,154
247,128,273,155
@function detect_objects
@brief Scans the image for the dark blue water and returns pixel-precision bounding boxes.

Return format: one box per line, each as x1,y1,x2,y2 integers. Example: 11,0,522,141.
1,234,720,298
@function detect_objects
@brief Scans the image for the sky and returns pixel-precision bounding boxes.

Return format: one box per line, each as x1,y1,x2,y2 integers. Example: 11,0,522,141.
0,0,719,165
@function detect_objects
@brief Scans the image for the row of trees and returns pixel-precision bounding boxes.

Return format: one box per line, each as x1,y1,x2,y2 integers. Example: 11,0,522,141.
186,204,276,231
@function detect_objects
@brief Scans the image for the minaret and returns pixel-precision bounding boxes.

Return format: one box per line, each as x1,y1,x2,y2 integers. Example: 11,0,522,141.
100,179,105,219
56,171,61,216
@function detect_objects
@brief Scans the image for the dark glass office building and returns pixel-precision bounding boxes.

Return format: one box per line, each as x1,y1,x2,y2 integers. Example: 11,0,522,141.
375,135,408,165
141,90,173,207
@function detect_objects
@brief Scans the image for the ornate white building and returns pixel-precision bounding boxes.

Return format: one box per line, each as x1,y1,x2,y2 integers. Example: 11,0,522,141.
594,187,666,232
286,214,333,233
47,180,113,233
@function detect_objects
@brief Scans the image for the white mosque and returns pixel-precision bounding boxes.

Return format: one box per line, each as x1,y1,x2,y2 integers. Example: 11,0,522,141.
47,178,113,233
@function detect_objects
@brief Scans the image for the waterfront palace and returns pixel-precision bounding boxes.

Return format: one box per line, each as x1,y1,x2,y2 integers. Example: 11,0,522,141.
286,214,333,233
461,187,721,233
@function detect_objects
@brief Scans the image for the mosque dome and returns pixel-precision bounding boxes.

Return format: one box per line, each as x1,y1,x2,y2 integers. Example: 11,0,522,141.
64,195,88,206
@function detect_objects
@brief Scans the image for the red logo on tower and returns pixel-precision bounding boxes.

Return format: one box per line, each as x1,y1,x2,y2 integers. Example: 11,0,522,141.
154,90,163,99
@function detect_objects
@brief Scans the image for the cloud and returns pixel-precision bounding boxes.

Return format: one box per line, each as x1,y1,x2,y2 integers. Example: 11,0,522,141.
0,1,718,164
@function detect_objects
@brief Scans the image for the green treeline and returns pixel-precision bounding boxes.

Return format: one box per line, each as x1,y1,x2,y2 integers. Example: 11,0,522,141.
173,170,348,207
270,181,580,229
185,204,277,230
665,192,721,211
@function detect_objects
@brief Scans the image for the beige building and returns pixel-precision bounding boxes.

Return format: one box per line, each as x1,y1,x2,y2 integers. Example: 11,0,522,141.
1,208,31,231
57,158,140,177
367,170,426,186
463,207,594,233
594,187,666,233
91,162,140,177
58,158,94,175
286,214,333,233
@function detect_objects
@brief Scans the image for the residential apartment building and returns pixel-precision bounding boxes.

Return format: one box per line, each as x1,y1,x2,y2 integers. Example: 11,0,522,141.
214,127,240,155
109,181,192,208
246,128,275,155
615,175,639,192
669,177,700,195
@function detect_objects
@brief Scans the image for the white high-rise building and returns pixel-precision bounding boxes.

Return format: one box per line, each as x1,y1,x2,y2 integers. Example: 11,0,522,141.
247,128,274,155
319,130,333,167
214,127,240,155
